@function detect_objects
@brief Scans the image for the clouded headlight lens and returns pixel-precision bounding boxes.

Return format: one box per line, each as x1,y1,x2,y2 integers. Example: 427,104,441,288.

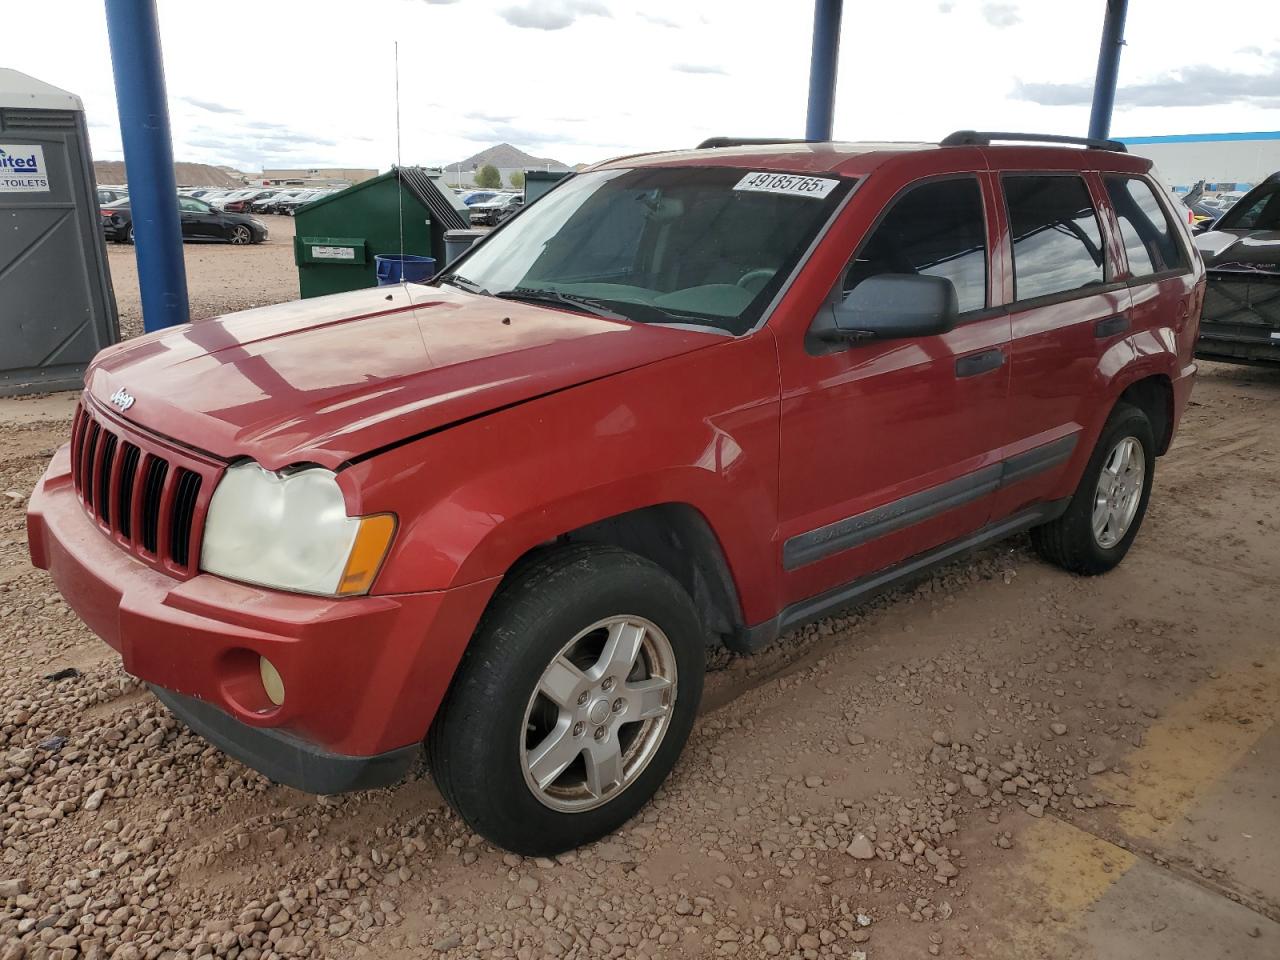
200,461,395,596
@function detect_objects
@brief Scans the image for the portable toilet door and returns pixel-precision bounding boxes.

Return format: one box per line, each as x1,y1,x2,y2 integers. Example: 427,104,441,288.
0,69,118,396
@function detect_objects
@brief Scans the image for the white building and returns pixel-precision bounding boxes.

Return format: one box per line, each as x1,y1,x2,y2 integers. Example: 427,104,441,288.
1119,132,1280,192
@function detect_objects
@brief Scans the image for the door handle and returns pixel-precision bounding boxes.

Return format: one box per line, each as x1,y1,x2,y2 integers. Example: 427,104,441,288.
955,348,1005,378
1094,314,1130,338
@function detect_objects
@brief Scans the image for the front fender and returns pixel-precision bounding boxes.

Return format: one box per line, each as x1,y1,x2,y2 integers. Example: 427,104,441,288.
342,334,783,624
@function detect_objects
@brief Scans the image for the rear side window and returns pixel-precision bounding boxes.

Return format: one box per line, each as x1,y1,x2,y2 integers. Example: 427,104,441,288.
1003,175,1106,301
844,177,987,314
1105,177,1186,276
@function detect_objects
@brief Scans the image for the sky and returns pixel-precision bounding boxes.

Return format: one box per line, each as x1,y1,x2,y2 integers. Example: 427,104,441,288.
7,0,1280,173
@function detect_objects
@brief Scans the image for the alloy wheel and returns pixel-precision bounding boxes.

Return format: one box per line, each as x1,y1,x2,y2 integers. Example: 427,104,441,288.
1092,435,1145,549
229,225,252,244
521,616,677,812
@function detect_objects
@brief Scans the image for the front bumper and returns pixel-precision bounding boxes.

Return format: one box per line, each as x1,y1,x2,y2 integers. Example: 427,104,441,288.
27,444,497,791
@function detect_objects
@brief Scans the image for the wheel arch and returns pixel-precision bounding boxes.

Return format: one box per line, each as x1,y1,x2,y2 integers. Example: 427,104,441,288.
510,502,749,650
1115,373,1174,455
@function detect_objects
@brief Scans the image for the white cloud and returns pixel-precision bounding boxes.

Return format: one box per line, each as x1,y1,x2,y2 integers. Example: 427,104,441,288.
982,3,1020,27
499,0,608,31
673,63,727,75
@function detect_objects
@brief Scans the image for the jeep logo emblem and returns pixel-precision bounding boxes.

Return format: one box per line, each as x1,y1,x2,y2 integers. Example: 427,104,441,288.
109,387,135,412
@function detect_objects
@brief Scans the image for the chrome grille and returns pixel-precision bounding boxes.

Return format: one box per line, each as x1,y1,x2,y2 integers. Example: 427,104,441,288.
69,402,221,576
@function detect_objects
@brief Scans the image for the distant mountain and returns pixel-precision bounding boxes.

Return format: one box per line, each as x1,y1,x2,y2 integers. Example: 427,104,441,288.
93,160,242,188
447,143,569,172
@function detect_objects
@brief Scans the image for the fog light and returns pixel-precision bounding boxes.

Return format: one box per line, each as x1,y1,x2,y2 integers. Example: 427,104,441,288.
259,656,285,706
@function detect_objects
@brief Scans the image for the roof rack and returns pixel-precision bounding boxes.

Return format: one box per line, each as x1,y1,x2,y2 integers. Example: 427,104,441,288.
696,137,816,150
940,130,1128,153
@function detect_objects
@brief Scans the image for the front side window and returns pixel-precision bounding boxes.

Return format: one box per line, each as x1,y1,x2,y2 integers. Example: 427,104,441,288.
843,177,988,314
444,166,853,335
1004,175,1106,301
1105,177,1186,276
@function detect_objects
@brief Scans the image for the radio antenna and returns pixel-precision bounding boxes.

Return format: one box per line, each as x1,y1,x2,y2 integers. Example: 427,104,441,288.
394,40,405,275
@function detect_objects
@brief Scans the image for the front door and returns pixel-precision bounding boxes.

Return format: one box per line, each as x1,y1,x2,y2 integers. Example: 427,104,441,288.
178,197,218,239
777,173,1011,608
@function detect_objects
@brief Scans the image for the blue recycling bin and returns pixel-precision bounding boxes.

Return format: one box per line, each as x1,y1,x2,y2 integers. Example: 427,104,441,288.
374,253,436,285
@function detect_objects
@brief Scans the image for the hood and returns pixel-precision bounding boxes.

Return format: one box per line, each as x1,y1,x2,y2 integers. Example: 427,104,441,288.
1195,228,1280,276
85,284,720,470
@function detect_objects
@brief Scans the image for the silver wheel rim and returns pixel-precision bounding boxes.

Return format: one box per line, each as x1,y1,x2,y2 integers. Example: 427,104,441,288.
230,226,251,244
1092,436,1145,549
521,616,677,813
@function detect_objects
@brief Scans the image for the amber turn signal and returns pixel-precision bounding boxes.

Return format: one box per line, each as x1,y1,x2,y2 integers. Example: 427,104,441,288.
337,514,397,596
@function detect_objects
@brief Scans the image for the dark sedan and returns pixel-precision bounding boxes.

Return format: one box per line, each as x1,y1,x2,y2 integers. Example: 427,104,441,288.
101,196,269,245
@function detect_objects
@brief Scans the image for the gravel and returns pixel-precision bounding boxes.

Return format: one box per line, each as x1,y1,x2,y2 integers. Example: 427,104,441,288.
2,318,1274,955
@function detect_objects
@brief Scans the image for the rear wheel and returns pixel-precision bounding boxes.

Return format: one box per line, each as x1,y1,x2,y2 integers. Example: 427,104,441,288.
1031,402,1156,575
427,544,705,856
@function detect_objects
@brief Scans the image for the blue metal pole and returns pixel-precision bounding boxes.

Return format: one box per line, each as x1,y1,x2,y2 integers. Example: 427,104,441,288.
104,0,189,331
1087,0,1129,141
805,0,843,142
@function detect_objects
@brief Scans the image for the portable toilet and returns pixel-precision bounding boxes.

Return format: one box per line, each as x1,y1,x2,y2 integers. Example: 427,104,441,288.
293,166,469,299
0,69,118,396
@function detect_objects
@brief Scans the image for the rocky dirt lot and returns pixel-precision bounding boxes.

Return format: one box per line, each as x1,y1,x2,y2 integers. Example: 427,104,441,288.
0,239,1276,960
106,216,299,339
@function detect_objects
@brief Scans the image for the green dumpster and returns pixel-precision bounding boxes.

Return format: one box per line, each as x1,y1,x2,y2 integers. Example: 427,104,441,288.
293,166,469,299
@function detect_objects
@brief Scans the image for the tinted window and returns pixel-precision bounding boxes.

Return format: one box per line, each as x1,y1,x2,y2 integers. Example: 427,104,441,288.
1219,185,1280,230
1004,176,1106,301
1106,177,1185,275
844,178,987,313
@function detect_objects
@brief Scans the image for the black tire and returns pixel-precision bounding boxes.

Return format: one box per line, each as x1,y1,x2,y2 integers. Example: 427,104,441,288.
1031,402,1156,575
125,224,135,245
427,544,705,856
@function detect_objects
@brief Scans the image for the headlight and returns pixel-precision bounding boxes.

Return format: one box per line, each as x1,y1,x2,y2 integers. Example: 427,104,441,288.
199,461,395,597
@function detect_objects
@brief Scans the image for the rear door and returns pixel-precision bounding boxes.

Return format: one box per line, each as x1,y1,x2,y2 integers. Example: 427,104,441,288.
777,172,1011,607
1103,174,1200,375
991,172,1130,519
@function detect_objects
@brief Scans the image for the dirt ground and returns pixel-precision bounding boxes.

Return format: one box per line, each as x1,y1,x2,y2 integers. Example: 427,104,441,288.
106,216,299,338
0,237,1276,960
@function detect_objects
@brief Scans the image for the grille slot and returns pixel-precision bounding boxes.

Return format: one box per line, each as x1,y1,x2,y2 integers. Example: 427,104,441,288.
81,421,101,508
140,457,169,555
116,443,142,540
169,469,203,568
96,433,118,523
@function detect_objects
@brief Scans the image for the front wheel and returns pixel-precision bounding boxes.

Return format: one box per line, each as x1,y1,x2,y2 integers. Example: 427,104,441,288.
1031,402,1156,575
427,545,705,856
228,225,252,245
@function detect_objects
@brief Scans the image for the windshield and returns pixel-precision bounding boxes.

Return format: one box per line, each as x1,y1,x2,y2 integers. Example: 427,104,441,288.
442,165,852,335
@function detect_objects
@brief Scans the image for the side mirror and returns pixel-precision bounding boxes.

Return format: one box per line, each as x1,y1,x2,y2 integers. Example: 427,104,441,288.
819,274,958,342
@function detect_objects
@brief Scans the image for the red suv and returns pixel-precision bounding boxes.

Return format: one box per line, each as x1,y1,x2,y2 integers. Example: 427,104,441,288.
28,132,1203,855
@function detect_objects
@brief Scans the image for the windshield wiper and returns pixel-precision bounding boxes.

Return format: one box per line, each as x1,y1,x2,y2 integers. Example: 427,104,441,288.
494,287,629,322
439,274,487,294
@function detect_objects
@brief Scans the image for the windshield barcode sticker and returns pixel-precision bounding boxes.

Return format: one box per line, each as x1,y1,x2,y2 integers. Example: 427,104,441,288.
734,171,839,199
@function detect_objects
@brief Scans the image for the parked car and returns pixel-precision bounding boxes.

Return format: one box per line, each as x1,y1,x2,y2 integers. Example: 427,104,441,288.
460,190,499,206
100,196,268,244
276,190,328,216
97,186,127,205
469,192,522,225
1193,171,1280,365
222,189,280,213
32,132,1202,856
252,190,296,213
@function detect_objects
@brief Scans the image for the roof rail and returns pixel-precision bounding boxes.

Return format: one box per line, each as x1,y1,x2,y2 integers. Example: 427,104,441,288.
696,137,817,149
940,130,1128,153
